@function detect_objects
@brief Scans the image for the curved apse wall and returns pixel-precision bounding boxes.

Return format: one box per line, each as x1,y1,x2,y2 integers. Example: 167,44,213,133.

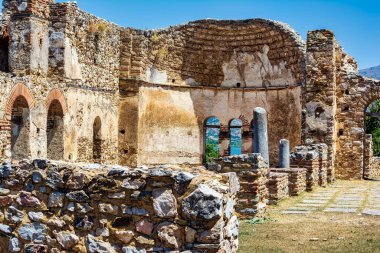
121,19,306,88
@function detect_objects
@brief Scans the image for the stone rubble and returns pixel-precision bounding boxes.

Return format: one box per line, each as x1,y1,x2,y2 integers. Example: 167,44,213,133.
0,159,239,253
210,153,268,217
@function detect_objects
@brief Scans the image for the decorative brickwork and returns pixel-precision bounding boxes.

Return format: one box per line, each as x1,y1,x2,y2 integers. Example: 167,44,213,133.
5,83,34,117
45,89,68,115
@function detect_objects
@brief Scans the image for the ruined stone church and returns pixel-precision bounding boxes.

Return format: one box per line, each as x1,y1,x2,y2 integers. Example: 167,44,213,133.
0,0,379,181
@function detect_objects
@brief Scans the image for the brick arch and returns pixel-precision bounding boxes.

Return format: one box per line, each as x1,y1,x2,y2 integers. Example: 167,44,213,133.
45,89,68,115
5,83,35,116
355,85,380,124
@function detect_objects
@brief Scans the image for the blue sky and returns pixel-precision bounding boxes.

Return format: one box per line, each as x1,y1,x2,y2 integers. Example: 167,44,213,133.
51,1,380,68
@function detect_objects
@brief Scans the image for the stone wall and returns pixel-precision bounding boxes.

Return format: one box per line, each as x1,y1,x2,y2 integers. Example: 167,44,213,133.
0,0,378,181
209,154,268,217
364,135,380,179
291,145,328,191
0,1,120,164
119,80,302,167
0,120,11,159
270,168,306,196
120,19,306,88
334,48,380,179
301,29,380,180
267,172,289,205
303,30,337,181
0,160,239,252
118,18,306,167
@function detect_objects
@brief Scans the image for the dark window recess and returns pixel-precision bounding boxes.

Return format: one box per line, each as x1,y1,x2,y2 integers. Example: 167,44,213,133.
338,129,344,137
315,107,325,118
123,149,128,154
343,106,349,112
172,79,176,83
94,34,100,51
237,82,241,88
120,129,126,134
345,89,350,95
0,35,9,72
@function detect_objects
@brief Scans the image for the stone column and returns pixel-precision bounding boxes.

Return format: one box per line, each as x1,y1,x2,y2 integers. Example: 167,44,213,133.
253,107,269,163
278,139,290,168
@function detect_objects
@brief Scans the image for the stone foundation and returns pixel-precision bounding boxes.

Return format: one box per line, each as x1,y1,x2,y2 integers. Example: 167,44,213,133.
364,135,380,179
366,157,380,179
270,168,307,196
209,154,268,217
0,160,239,252
267,172,289,205
291,144,328,191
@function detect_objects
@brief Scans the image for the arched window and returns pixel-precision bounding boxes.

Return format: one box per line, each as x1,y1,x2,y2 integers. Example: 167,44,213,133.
11,96,30,160
204,117,220,163
93,116,102,163
229,119,243,155
47,100,64,160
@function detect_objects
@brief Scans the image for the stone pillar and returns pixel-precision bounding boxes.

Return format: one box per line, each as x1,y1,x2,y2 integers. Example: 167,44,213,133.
304,30,338,178
278,139,290,168
253,107,269,163
8,0,52,76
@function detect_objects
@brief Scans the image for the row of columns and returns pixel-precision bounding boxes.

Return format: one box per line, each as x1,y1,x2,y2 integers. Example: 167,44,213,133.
253,107,290,168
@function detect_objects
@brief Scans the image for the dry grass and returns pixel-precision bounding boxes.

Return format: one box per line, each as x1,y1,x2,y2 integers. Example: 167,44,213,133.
238,181,380,253
239,213,380,253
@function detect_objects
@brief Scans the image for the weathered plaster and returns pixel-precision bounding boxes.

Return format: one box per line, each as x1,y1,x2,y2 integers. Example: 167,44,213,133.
222,45,296,88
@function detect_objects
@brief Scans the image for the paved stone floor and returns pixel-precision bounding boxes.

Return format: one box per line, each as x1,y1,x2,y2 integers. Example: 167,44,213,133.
282,180,380,216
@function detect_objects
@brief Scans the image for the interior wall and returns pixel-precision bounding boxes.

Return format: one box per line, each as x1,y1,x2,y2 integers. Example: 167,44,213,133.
135,84,302,166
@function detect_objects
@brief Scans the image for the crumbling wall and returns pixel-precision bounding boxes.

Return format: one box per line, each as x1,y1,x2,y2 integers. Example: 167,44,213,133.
0,1,120,164
120,19,306,88
303,30,338,181
270,168,306,196
130,81,302,166
209,154,268,217
334,42,380,179
363,135,380,179
0,160,239,252
291,144,328,191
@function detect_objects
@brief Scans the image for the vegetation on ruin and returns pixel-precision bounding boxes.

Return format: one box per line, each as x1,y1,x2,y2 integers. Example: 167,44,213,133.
365,100,380,156
88,22,110,37
155,46,169,61
151,32,160,43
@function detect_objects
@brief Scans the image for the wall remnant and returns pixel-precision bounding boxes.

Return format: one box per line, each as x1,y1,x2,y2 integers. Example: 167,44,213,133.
0,159,239,252
209,154,269,217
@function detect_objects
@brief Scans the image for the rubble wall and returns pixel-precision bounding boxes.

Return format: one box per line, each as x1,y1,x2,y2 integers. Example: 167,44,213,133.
0,160,239,252
0,2,120,164
334,45,380,179
209,154,268,217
